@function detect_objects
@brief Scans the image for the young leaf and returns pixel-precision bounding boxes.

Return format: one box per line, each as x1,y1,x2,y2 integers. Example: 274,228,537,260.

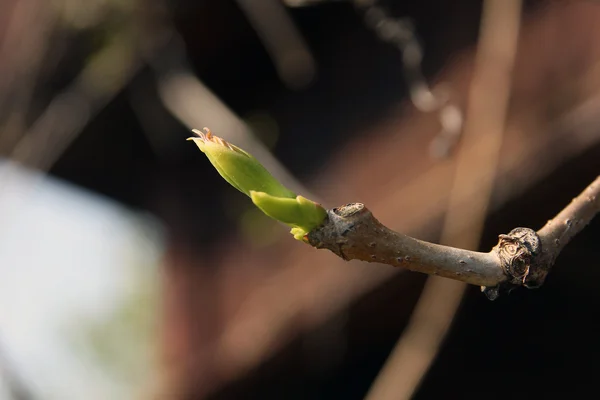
188,128,326,240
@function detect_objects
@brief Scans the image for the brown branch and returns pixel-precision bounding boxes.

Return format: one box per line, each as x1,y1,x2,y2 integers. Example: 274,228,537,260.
307,175,600,298
308,203,504,286
538,175,600,258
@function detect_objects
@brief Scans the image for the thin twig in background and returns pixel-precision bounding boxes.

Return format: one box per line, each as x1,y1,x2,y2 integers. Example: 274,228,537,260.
362,1,523,398
0,0,56,153
235,0,316,90
352,0,464,157
8,30,142,170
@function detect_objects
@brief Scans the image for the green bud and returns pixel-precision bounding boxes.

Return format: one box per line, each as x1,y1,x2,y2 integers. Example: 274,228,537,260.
249,191,327,240
188,127,295,198
188,128,326,240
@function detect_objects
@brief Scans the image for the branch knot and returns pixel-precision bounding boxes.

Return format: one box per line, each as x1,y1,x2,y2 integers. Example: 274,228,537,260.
494,227,542,288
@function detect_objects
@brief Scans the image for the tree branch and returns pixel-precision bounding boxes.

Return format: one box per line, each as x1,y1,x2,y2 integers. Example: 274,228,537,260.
307,203,504,286
538,175,600,259
307,175,600,299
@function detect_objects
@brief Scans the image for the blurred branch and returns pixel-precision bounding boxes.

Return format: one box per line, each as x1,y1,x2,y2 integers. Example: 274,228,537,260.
236,0,316,89
284,0,464,151
0,0,56,152
356,1,446,113
0,0,52,110
8,30,142,170
352,0,464,157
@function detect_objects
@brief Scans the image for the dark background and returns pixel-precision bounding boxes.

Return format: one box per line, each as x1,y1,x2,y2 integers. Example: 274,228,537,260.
2,0,600,399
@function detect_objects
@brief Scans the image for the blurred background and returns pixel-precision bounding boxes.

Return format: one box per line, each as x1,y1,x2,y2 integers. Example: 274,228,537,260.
1,0,600,399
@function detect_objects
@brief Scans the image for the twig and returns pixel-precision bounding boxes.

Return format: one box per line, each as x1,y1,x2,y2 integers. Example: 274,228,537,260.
536,175,600,270
308,175,600,294
308,203,503,286
236,0,316,89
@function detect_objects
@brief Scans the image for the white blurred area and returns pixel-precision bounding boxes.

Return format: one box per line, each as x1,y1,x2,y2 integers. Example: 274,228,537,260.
0,160,164,400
